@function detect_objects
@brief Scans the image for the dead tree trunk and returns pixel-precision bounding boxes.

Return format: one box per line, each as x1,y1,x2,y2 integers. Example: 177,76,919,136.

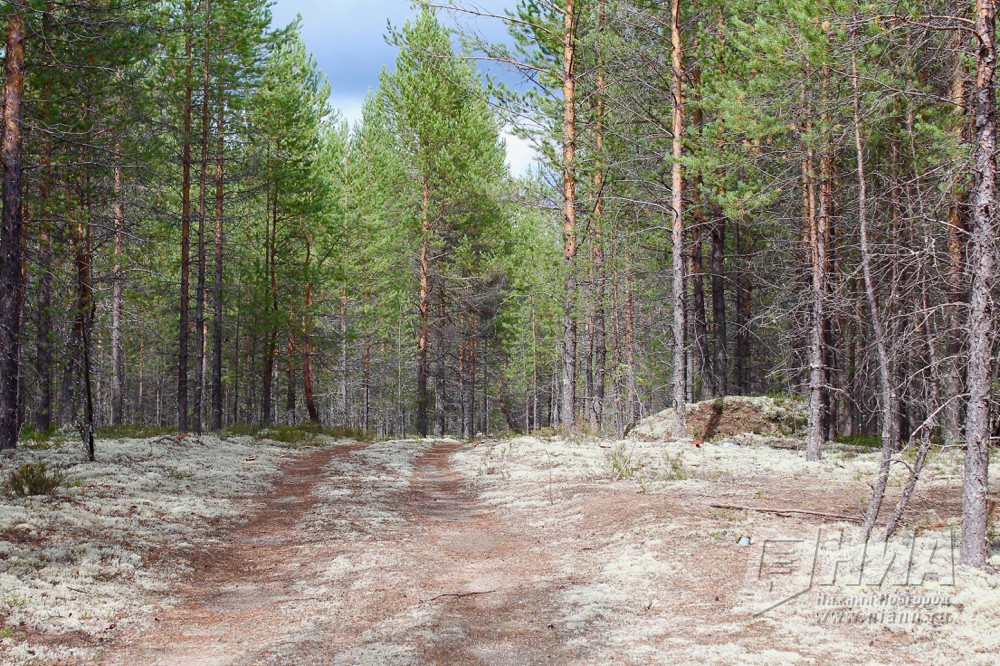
853,39,901,542
961,0,998,567
804,67,827,462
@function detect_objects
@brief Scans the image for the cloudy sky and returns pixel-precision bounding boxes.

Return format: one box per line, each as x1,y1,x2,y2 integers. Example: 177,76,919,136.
270,0,536,175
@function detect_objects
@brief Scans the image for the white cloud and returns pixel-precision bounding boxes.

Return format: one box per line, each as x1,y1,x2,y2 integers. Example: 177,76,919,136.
502,128,538,178
332,95,538,179
331,94,367,129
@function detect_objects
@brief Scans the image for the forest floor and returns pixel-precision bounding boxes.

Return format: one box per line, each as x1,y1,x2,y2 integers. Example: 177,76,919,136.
2,432,999,665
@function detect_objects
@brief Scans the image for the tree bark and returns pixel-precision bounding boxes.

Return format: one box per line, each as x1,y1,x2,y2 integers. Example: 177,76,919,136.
689,225,709,400
339,281,348,423
0,2,26,451
591,0,608,428
261,188,278,428
961,0,997,568
416,177,431,437
733,220,752,392
805,66,828,462
193,0,212,435
75,175,96,461
710,213,727,396
110,153,126,427
211,94,225,430
944,9,970,444
301,236,320,424
178,1,194,433
35,173,53,432
285,334,296,424
560,0,579,430
670,0,686,439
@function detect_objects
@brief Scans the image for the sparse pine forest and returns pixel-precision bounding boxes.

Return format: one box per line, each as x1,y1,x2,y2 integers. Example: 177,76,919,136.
1,2,1000,654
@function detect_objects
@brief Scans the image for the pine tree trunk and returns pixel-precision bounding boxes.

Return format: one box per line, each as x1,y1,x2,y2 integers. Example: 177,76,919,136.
178,2,194,433
944,16,970,444
670,0,687,439
261,190,278,428
35,193,53,432
624,255,639,423
339,282,348,423
302,237,320,424
961,0,998,568
592,1,607,428
560,0,578,430
110,149,125,426
193,0,211,435
211,95,225,431
33,0,54,434
285,335,296,424
733,220,752,392
76,176,96,461
416,177,431,437
435,292,446,436
689,226,709,400
0,3,26,451
710,215,727,396
804,67,827,462
362,334,371,432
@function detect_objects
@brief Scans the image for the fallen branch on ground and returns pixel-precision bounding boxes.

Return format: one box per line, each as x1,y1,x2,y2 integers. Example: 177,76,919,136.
709,503,860,522
427,589,497,602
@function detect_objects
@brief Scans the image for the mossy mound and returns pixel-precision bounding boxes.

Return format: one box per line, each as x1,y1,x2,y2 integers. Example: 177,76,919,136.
628,395,807,442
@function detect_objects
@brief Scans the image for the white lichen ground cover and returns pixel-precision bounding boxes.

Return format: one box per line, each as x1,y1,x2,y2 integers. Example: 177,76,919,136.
454,435,1000,664
4,428,995,665
0,434,315,665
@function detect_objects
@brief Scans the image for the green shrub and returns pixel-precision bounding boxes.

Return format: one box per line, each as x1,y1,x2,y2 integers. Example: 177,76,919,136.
660,451,689,481
19,425,58,443
606,444,638,481
96,424,176,439
263,424,321,444
4,461,65,497
223,423,260,438
325,425,377,442
261,423,376,444
835,434,882,449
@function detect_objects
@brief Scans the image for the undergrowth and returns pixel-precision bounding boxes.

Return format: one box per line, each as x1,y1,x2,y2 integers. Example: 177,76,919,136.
96,424,177,440
254,422,376,445
3,461,65,497
835,434,883,449
604,444,689,489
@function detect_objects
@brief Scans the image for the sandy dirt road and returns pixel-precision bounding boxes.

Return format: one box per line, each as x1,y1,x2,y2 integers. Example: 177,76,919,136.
94,438,970,665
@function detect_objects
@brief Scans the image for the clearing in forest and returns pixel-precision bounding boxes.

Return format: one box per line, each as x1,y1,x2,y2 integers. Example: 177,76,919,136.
1,432,998,665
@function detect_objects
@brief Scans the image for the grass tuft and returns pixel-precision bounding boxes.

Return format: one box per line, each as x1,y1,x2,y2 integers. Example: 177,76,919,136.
4,461,66,497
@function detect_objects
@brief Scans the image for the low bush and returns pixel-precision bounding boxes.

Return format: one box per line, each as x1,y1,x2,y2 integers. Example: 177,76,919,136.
4,461,66,497
96,424,176,439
